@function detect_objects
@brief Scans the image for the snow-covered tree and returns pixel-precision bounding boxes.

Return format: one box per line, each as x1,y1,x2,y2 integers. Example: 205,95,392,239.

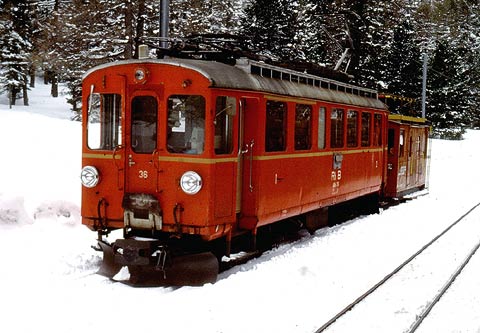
427,40,466,139
300,1,344,67
383,19,423,106
170,0,246,37
0,1,32,106
0,22,31,107
242,0,301,61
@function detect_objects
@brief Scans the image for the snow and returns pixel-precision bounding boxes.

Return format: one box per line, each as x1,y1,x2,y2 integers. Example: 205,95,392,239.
1,81,480,333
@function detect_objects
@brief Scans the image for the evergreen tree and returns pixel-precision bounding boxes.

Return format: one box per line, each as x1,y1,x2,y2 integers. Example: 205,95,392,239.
384,19,423,113
0,21,31,107
242,0,301,61
338,0,402,88
301,0,343,67
427,40,467,139
170,0,246,37
0,0,32,106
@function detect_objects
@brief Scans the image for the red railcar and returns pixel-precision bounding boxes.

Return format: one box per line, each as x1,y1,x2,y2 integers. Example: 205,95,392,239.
80,57,422,285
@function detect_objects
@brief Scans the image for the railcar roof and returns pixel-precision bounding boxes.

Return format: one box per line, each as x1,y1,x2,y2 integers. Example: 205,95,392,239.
83,58,387,110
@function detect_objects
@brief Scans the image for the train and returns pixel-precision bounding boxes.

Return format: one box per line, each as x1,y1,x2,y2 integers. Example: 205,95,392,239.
80,49,429,286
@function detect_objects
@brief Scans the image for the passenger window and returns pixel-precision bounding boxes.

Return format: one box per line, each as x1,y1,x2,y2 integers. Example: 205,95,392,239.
330,108,344,148
265,100,287,152
215,96,235,155
167,95,206,154
361,113,371,147
87,93,122,150
347,110,358,147
131,96,157,154
318,106,326,149
295,104,312,150
374,114,383,146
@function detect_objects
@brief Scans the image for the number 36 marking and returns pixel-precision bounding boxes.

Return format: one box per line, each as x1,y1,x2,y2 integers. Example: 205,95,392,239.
139,170,149,179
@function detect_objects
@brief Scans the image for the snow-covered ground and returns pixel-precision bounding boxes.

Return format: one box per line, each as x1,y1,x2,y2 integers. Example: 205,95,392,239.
1,82,480,333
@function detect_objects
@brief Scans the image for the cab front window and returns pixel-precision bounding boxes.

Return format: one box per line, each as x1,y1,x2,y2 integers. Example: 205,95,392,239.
167,95,206,154
87,93,122,150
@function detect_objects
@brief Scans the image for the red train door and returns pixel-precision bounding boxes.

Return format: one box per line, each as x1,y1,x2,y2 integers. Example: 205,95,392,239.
239,97,260,230
125,93,160,194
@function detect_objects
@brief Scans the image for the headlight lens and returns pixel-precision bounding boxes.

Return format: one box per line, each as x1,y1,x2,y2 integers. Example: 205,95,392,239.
81,166,100,188
180,171,202,195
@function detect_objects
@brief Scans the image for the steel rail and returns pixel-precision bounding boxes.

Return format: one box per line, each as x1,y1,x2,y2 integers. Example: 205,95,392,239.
315,201,480,333
408,227,480,332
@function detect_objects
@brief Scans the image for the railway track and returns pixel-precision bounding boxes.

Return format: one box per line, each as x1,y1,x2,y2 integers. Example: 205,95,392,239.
315,201,480,333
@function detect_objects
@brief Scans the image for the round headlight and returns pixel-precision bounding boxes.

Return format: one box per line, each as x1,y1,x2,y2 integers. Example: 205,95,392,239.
81,166,100,188
180,171,202,195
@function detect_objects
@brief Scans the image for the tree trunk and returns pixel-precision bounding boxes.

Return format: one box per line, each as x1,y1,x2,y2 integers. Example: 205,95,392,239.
44,69,50,84
51,72,58,98
9,86,18,107
22,84,29,106
134,0,146,59
29,65,35,88
124,0,134,59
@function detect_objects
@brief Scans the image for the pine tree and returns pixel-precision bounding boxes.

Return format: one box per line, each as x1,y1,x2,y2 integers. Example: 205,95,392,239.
0,21,31,107
384,19,423,111
427,40,467,139
339,0,403,88
242,0,301,61
301,0,343,67
0,1,32,106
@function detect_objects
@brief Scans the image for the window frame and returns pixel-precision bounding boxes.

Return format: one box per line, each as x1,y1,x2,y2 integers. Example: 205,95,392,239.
361,112,371,147
87,93,122,151
294,103,313,151
330,108,345,149
318,106,326,149
214,96,236,155
347,110,359,148
265,100,288,152
166,94,206,155
130,95,158,154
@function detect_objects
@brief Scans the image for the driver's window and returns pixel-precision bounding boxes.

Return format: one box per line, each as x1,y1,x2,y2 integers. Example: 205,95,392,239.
167,95,206,154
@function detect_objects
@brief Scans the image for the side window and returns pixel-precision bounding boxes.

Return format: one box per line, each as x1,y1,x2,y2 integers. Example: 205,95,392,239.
131,96,157,154
361,112,371,147
388,128,395,154
374,114,383,146
330,108,344,148
399,129,405,157
295,104,312,150
167,95,206,155
87,93,122,150
347,110,358,147
215,96,236,155
318,106,326,149
265,100,287,152
409,135,413,157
